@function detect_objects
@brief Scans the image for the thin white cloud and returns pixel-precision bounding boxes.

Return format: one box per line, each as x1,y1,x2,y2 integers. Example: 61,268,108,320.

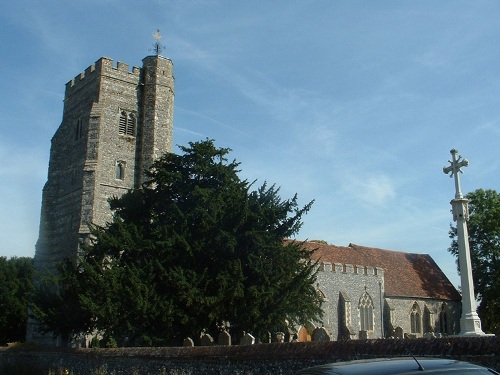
475,120,500,135
341,174,396,207
175,127,206,139
176,106,254,139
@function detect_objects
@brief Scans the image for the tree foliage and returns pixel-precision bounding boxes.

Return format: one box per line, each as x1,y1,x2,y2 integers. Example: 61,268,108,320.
448,188,500,334
30,259,95,346
35,139,322,346
0,257,34,345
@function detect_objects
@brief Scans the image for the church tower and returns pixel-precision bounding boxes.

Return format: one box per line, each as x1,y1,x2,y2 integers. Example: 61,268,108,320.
28,46,174,343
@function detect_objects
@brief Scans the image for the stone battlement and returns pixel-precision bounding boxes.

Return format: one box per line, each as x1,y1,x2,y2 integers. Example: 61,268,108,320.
316,261,384,277
65,57,141,96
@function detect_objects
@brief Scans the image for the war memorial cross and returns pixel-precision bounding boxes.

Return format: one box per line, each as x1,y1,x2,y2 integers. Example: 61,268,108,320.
443,149,487,336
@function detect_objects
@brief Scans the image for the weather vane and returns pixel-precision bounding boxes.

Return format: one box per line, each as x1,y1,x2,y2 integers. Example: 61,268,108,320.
151,29,165,56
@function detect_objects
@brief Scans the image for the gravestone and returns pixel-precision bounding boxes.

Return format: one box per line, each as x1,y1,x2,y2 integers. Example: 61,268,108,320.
240,332,255,345
394,327,403,339
274,332,285,343
424,332,436,339
200,333,214,346
183,337,194,347
358,330,368,340
218,330,231,346
312,327,330,342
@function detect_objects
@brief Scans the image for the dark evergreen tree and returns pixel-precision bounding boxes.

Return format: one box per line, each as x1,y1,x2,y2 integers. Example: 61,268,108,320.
0,257,34,345
30,259,95,346
448,188,500,334
35,139,322,346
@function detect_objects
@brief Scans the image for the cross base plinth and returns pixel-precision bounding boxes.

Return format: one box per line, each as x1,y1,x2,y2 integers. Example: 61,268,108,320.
459,312,490,336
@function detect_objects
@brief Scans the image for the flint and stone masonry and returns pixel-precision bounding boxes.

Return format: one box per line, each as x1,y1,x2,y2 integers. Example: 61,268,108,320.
27,54,174,343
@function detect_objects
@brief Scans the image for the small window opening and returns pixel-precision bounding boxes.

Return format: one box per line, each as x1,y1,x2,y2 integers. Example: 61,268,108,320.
116,161,125,180
75,118,84,140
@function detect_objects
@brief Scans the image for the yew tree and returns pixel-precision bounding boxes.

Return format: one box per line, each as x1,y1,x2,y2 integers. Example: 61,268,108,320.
448,188,500,334
0,257,34,345
40,139,322,346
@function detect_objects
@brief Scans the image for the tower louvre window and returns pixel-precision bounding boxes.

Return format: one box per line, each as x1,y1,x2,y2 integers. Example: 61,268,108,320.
119,112,127,134
119,110,136,136
127,113,135,136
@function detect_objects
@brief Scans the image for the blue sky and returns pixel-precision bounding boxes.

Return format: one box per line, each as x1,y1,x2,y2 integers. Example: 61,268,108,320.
2,1,500,288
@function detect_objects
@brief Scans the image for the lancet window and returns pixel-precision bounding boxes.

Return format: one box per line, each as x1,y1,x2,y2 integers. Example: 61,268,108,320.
75,118,84,140
358,292,374,331
439,303,449,334
116,161,125,180
410,302,421,333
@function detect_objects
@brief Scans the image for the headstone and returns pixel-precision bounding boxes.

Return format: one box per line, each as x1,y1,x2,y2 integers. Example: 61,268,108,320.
183,337,194,347
394,326,404,339
200,333,214,346
274,332,285,343
358,330,368,340
218,330,231,346
423,332,435,339
240,332,255,345
312,327,330,342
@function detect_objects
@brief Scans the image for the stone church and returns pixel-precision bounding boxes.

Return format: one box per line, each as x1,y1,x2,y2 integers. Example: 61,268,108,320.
299,241,461,341
28,47,461,344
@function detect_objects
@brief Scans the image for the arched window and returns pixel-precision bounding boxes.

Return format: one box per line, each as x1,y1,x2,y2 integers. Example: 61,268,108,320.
423,305,432,334
118,110,136,136
439,303,449,334
358,292,374,331
316,284,327,302
410,302,421,334
116,161,125,180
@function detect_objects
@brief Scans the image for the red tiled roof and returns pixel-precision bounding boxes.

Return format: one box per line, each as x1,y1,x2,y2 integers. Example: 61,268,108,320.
300,241,460,301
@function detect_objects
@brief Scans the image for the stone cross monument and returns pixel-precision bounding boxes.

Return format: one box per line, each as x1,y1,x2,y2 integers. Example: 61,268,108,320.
443,148,485,335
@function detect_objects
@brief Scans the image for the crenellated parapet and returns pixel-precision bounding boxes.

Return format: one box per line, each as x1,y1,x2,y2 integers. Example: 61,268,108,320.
65,57,141,98
316,261,384,277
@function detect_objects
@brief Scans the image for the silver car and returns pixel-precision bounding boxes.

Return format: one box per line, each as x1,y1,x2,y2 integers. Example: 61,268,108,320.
297,357,499,374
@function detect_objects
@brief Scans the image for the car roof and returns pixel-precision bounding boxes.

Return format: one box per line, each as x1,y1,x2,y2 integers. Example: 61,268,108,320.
297,357,498,375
